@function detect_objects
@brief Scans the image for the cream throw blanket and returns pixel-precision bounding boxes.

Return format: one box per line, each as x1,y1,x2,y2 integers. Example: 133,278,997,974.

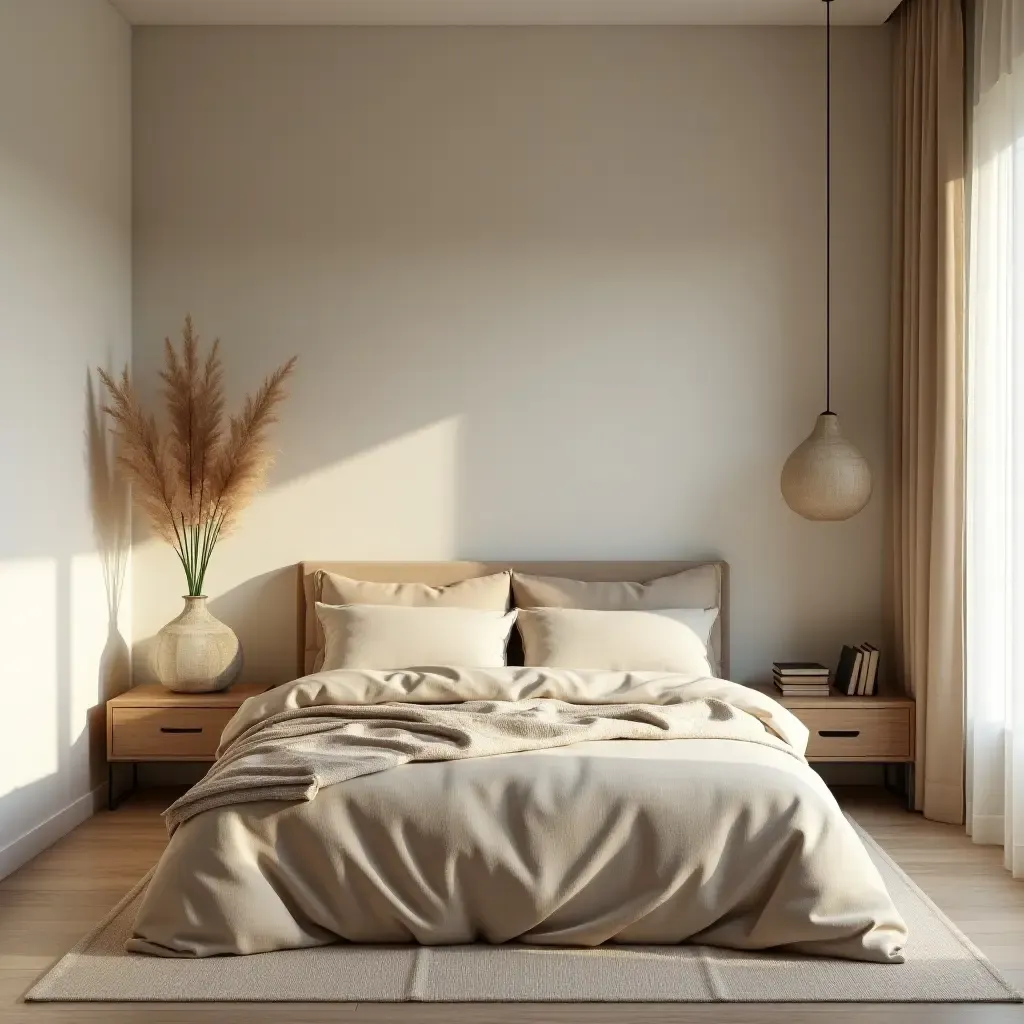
133,668,906,963
164,667,804,834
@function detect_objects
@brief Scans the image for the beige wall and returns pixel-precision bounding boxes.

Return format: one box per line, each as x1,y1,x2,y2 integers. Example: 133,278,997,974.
0,0,132,875
132,26,891,685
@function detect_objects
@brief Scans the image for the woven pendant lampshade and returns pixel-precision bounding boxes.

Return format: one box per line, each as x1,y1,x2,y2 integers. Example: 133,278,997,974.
780,0,871,522
781,412,871,521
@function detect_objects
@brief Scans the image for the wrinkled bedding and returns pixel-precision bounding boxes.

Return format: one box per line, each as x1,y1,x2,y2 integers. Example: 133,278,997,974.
128,668,907,962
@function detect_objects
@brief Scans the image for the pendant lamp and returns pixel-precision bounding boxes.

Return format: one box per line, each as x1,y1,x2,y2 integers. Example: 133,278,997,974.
780,0,871,522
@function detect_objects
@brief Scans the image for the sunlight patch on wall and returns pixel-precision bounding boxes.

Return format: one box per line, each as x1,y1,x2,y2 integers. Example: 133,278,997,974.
131,416,463,678
69,551,108,747
230,412,462,572
0,558,58,799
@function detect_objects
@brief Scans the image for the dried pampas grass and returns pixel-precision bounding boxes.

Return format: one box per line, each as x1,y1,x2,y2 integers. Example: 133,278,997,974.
100,316,296,595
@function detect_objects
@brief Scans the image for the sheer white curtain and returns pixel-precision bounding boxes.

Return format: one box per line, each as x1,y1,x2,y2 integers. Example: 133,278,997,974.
966,0,1024,877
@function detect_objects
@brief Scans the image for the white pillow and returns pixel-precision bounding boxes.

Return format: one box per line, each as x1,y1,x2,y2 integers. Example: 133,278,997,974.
511,566,723,675
516,607,718,675
309,570,511,673
316,603,518,671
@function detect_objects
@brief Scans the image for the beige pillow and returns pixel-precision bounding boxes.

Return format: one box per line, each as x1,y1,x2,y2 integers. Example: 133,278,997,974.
511,565,719,610
310,570,512,672
512,564,722,673
317,604,518,671
517,607,716,675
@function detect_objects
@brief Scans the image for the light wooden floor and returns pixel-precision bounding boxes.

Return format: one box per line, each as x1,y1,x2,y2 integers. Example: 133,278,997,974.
1,788,1022,1024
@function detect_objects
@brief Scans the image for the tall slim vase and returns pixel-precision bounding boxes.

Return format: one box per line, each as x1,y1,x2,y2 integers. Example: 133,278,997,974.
152,595,242,693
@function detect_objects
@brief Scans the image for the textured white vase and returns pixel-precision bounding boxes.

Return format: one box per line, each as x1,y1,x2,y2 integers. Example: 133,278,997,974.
151,596,242,693
781,412,872,521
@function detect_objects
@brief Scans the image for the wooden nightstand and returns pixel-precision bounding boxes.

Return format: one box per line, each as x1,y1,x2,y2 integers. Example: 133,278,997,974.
106,682,273,809
752,684,916,803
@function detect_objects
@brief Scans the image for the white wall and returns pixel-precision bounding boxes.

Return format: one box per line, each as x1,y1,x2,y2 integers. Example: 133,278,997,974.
132,26,891,685
0,0,132,876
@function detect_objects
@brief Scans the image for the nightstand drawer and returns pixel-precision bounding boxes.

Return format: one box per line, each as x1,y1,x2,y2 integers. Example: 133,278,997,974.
109,706,236,760
800,707,913,761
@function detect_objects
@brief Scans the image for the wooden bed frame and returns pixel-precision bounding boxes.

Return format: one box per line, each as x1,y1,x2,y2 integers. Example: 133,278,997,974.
298,560,729,679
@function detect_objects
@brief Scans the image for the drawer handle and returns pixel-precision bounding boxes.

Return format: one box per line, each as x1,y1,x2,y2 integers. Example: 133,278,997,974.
818,729,860,738
160,726,204,734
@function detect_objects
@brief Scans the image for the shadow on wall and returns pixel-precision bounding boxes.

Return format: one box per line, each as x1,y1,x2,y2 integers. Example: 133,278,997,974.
132,400,867,688
127,29,893,685
200,461,784,685
125,310,821,687
84,369,131,787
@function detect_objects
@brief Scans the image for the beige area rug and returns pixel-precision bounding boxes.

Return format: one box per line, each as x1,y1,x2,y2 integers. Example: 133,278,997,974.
26,824,1021,1003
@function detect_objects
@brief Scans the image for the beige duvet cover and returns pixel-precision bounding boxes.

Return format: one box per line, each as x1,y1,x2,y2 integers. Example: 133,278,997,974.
128,668,907,963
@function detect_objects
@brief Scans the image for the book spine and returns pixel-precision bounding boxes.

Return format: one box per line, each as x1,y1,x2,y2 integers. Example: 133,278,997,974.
867,648,880,695
849,651,863,695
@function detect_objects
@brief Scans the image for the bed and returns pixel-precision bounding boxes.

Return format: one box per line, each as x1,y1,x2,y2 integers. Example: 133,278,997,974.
127,560,907,963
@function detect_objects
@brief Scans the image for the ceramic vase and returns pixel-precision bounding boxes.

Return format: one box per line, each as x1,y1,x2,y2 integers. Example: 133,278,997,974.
151,595,242,692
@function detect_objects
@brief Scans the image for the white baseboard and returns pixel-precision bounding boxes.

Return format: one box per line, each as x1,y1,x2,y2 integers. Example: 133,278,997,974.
0,783,106,881
969,812,1004,847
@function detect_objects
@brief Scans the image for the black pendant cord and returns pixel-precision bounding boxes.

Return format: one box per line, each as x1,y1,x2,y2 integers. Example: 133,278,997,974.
825,0,832,415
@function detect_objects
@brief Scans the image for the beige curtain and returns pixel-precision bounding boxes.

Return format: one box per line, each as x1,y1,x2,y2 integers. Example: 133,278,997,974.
888,0,966,824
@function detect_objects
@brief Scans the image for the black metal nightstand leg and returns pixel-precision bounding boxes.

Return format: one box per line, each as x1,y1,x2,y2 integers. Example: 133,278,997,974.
883,763,915,809
885,763,916,810
107,762,138,811
883,763,895,799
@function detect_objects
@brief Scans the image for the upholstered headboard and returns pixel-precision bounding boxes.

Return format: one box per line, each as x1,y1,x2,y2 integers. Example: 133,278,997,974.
298,560,730,679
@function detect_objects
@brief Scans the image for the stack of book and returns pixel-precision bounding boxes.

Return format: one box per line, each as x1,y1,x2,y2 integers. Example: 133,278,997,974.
835,643,880,695
772,662,831,697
